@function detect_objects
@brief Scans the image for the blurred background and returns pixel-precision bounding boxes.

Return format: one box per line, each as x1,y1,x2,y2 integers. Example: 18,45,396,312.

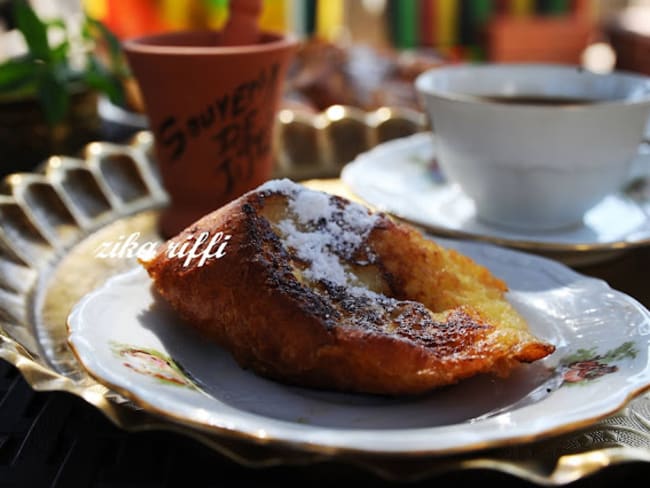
1,0,650,175
5,1,648,71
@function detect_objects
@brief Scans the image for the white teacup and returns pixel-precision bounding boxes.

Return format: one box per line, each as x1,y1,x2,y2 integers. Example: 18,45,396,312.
415,64,650,231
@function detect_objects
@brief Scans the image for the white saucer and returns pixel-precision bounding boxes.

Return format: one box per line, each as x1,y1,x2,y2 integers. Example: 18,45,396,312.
341,132,650,265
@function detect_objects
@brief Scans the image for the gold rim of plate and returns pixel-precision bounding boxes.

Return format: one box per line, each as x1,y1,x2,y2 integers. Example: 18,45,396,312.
0,110,649,483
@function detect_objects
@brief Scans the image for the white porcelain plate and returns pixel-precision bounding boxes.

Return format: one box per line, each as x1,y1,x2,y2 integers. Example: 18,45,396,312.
67,238,650,456
341,133,650,254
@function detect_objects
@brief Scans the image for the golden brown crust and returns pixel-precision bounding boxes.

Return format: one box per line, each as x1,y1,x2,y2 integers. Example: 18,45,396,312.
141,183,555,395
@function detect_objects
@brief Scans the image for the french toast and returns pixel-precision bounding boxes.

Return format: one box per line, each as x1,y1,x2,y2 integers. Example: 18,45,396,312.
140,179,555,395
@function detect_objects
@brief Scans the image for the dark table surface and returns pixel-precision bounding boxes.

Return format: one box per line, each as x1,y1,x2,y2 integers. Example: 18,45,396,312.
2,246,650,487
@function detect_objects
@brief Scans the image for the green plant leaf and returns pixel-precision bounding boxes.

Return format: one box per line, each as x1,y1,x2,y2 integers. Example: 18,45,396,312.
84,17,120,56
14,0,50,62
84,16,130,77
0,58,38,92
84,57,124,106
46,18,70,64
50,42,70,63
37,70,69,124
45,18,67,30
3,4,127,122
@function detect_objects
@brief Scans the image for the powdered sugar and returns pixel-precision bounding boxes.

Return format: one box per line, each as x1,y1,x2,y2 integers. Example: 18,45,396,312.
263,179,380,293
276,219,350,285
290,189,332,224
257,178,300,196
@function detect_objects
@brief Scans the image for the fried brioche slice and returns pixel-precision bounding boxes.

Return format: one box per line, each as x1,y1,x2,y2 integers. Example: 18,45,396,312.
140,179,554,395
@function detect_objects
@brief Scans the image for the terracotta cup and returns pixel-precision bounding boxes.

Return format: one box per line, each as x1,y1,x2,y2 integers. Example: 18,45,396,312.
122,30,297,237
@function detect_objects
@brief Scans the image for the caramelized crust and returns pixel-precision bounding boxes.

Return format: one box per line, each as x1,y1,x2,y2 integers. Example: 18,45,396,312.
140,181,554,395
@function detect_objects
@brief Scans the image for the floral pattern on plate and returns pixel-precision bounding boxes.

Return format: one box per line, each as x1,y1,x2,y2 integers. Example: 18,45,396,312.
561,341,638,385
110,342,199,389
